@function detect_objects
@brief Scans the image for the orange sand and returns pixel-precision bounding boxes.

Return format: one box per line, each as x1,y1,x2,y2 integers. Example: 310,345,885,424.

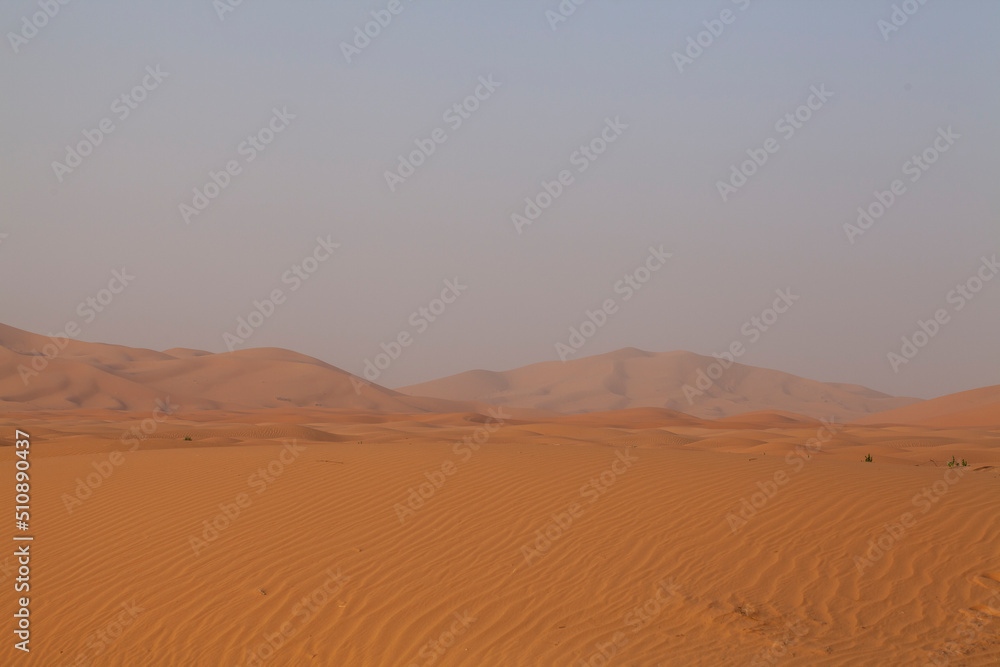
1,406,998,666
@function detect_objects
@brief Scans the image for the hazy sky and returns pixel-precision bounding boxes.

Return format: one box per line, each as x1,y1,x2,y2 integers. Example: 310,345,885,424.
2,0,997,399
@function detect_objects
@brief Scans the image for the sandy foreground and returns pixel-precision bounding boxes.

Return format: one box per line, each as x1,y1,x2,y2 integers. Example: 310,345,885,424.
1,409,998,666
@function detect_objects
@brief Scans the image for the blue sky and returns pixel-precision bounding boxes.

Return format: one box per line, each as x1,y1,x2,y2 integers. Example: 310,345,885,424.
1,0,998,398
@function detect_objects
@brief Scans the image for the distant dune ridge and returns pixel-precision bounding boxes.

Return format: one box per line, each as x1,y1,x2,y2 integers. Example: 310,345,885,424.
854,383,1000,427
401,347,922,421
0,323,467,413
4,322,999,426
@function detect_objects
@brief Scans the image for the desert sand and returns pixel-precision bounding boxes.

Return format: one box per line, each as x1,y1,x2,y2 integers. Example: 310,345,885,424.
1,326,999,665
400,347,919,421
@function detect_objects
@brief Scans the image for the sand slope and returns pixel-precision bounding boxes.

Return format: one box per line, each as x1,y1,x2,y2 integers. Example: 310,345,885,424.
3,325,998,664
401,347,918,421
0,323,469,414
2,408,998,666
856,384,1000,428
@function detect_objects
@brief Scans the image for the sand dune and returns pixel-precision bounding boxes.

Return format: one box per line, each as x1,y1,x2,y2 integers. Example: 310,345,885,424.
0,323,470,414
856,384,1000,428
1,324,922,422
401,347,918,421
3,324,999,664
2,408,998,666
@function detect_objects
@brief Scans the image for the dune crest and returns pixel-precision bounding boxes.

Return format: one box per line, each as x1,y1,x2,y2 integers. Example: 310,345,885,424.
401,348,919,421
0,323,468,414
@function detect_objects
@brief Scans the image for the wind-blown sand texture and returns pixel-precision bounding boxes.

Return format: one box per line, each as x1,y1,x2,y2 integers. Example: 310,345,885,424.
2,403,998,666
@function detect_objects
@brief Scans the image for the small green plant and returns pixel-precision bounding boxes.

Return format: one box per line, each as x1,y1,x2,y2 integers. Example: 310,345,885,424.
864,453,873,462
184,436,192,441
961,458,969,467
